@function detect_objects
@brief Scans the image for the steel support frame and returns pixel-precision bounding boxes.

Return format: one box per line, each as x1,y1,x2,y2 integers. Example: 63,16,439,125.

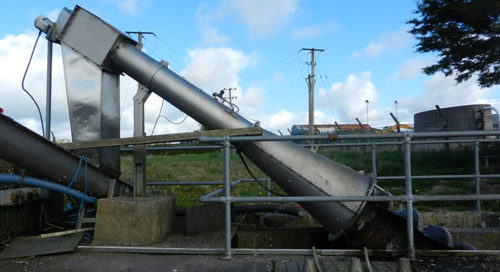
222,137,232,259
403,133,415,259
133,86,151,197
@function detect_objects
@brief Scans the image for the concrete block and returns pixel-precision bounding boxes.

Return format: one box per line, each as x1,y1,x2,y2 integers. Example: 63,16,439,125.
186,203,226,236
93,196,176,246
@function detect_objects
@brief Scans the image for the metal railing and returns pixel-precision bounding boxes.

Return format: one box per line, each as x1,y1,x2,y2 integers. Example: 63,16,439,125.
190,130,500,259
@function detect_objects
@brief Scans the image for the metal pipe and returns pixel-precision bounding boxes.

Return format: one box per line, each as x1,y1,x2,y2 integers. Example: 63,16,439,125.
223,137,232,258
45,39,52,140
474,140,481,212
201,195,408,203
200,194,500,203
0,115,131,198
147,181,224,186
0,174,97,204
404,134,415,259
111,41,373,237
376,174,500,180
199,130,500,142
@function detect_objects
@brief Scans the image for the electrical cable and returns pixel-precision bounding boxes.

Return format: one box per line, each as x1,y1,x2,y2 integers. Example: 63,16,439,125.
236,151,287,196
158,114,188,125
150,99,165,135
21,31,45,137
76,157,88,228
62,156,93,239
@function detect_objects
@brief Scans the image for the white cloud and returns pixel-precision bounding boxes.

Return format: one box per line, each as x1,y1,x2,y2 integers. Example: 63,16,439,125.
181,47,256,93
419,74,497,109
199,0,300,38
239,86,265,114
387,74,500,125
226,0,300,38
352,27,412,59
110,0,151,15
392,57,434,80
290,20,339,39
195,4,229,46
263,110,298,130
317,71,381,124
0,32,69,139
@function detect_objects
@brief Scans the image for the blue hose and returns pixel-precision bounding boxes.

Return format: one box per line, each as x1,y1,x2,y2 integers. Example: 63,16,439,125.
0,173,97,204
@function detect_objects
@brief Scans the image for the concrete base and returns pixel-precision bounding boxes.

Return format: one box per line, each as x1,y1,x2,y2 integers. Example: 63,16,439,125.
93,196,176,246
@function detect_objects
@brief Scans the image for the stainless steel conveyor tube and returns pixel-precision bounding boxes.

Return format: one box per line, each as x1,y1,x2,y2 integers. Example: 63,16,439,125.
0,115,131,198
34,6,374,237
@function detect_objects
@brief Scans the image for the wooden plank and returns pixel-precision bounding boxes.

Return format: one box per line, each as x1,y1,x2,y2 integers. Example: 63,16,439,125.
59,127,263,150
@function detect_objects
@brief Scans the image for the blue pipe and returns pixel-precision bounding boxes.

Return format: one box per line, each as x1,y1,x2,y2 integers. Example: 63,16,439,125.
0,173,97,204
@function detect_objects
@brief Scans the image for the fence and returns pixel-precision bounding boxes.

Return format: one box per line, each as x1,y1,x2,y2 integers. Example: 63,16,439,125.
84,130,500,259
193,130,500,259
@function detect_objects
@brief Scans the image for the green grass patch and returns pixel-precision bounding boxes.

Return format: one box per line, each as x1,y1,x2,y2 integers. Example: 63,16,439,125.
120,147,499,210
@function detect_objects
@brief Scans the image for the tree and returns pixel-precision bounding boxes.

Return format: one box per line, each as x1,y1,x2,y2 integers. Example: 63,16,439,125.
408,0,500,88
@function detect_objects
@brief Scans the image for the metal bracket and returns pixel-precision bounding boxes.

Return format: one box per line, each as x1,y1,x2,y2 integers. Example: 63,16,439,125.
107,178,118,198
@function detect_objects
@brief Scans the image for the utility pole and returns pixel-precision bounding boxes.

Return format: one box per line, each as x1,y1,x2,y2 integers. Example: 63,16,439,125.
301,48,324,142
127,31,155,197
365,100,369,134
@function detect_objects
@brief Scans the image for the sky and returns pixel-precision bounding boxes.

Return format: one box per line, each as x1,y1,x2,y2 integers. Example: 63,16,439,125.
0,0,499,141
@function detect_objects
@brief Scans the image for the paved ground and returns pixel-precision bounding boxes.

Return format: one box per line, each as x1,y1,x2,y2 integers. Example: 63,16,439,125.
1,251,499,272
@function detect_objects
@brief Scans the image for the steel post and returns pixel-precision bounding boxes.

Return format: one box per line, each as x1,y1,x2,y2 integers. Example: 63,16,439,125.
45,39,52,140
223,137,232,259
133,87,151,197
404,133,415,259
474,140,481,212
371,144,377,178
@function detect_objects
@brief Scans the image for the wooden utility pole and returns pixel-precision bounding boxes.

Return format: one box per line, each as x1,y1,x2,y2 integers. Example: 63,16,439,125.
301,48,324,140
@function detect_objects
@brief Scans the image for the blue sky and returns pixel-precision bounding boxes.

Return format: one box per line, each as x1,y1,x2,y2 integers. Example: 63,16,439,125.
1,0,498,139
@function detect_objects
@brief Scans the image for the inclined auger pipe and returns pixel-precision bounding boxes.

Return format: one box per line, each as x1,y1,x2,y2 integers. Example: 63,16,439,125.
33,6,374,237
111,42,374,236
0,114,131,198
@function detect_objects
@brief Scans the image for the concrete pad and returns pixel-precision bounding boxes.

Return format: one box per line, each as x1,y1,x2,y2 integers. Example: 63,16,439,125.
93,196,176,246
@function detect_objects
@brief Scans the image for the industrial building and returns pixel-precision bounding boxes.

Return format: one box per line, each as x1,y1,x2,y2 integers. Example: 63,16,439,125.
414,104,499,132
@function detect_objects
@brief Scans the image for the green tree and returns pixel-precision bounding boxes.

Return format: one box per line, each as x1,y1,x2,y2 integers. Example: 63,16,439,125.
408,0,499,88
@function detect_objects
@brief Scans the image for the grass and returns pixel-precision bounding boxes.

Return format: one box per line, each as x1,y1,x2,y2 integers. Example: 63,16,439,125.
120,151,284,207
120,146,499,210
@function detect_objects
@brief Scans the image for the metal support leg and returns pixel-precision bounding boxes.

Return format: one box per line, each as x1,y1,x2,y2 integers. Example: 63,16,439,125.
133,86,151,197
474,140,481,212
45,40,53,140
223,137,232,259
403,133,415,259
